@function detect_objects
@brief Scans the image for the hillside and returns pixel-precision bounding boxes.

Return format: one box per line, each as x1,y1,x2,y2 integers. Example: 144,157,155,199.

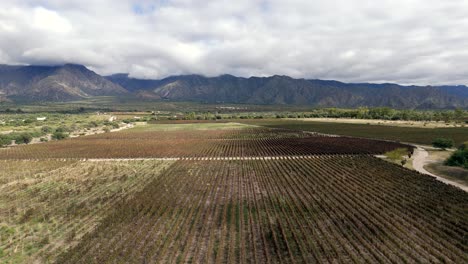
0,64,127,102
108,74,468,109
0,63,467,108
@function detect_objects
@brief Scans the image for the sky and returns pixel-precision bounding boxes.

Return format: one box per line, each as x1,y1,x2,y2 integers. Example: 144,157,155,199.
1,0,468,85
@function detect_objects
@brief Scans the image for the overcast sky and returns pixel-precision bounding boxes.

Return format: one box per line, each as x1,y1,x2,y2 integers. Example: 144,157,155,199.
1,0,468,85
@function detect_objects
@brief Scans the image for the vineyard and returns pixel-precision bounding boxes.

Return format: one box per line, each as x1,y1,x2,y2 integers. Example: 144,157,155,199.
0,126,411,159
58,157,468,263
0,160,173,263
242,119,468,146
0,122,467,263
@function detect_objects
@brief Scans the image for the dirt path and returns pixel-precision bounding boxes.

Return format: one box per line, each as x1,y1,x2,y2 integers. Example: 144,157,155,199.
412,146,468,192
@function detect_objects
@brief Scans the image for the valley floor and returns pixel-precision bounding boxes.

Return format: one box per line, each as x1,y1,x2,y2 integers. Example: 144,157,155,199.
0,122,466,263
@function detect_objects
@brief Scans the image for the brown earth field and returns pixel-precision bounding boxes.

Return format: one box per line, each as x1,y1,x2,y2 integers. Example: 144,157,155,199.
0,122,466,263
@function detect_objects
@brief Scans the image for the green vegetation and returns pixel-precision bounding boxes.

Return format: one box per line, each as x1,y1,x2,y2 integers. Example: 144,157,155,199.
385,148,410,162
432,138,454,150
274,107,467,122
52,131,69,140
2,97,467,122
445,142,468,169
0,112,132,147
0,132,37,147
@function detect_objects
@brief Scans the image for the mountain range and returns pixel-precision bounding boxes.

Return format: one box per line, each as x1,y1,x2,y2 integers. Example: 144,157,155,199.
0,64,467,109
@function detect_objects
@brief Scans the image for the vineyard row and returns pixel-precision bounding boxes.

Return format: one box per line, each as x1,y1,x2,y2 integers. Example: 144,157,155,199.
58,157,467,263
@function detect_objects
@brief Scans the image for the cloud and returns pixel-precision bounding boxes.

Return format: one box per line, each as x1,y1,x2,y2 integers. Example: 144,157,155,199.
32,7,72,33
0,0,467,85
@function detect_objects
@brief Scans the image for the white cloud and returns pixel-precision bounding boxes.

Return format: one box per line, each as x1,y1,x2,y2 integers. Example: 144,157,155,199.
32,7,72,34
0,0,467,85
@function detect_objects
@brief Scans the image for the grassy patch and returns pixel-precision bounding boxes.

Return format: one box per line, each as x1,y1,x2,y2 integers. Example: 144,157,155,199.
385,148,410,161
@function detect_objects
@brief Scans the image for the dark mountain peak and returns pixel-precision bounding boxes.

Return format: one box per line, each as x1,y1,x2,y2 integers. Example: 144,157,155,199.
217,74,238,79
271,74,292,79
0,63,127,102
60,63,94,74
63,63,87,68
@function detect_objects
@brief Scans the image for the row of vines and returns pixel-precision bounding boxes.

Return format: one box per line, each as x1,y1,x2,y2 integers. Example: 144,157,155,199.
0,160,173,263
58,157,467,263
0,127,411,159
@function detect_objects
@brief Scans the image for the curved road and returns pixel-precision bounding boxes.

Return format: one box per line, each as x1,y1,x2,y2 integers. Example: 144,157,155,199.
412,146,468,192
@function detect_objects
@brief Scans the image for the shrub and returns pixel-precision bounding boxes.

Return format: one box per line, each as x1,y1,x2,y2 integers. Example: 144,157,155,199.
88,121,99,127
458,141,468,150
52,131,68,140
41,126,52,133
55,126,71,133
445,149,468,169
14,133,33,144
0,136,11,147
432,138,454,150
445,142,468,169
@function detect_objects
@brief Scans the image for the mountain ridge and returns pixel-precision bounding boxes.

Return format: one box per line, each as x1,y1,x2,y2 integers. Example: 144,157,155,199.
0,63,467,109
107,73,468,109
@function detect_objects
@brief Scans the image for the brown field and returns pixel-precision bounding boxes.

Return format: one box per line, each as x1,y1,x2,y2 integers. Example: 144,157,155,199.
0,126,411,159
1,122,466,263
58,157,468,263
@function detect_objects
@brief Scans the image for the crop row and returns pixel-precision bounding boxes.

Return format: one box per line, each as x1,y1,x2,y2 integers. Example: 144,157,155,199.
58,157,468,263
246,119,468,146
0,128,410,159
0,160,174,263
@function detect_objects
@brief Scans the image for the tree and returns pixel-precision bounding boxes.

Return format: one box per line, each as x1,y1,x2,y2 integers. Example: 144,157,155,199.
432,138,454,150
454,108,465,121
185,112,196,120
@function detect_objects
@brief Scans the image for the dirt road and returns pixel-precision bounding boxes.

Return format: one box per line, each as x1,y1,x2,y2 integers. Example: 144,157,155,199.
412,146,468,192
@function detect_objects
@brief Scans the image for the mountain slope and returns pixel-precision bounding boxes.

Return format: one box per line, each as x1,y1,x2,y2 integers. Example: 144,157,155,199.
107,74,468,109
0,64,127,101
0,63,466,109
